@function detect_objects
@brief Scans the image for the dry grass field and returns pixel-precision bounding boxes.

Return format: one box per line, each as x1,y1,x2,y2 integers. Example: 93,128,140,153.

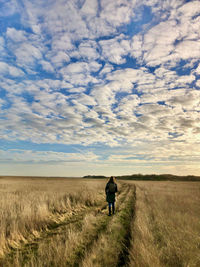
0,176,199,266
128,181,200,267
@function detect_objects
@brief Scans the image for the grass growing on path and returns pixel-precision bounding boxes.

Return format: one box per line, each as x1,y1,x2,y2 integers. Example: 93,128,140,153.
0,178,135,267
81,184,136,267
12,183,130,267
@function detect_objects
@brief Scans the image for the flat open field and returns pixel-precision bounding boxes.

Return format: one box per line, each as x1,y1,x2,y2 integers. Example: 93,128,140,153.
0,177,199,266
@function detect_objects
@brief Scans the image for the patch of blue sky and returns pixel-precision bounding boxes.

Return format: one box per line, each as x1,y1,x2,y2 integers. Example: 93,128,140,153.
96,0,102,17
111,102,119,111
125,156,145,161
0,86,6,97
132,84,145,96
171,59,193,76
115,91,130,101
192,13,200,20
173,38,184,47
69,56,81,63
184,0,193,3
91,59,105,75
81,81,99,95
0,139,89,154
120,19,140,37
59,88,73,96
135,5,154,25
0,12,33,35
112,55,139,70
34,65,58,80
93,61,109,78
119,5,154,38
95,33,119,42
145,65,158,74
0,91,12,110
190,80,198,89
133,109,143,118
0,50,16,66
157,101,166,106
168,132,184,139
21,92,35,104
131,88,143,97
1,101,12,111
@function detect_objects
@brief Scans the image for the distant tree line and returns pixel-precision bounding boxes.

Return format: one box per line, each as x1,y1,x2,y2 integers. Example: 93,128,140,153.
83,175,107,179
83,174,200,181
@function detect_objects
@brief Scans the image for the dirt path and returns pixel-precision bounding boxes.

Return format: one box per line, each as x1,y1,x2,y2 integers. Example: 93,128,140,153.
1,199,108,266
1,183,136,267
65,184,132,267
79,184,136,267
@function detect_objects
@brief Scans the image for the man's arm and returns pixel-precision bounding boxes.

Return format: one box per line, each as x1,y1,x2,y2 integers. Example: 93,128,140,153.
105,183,109,194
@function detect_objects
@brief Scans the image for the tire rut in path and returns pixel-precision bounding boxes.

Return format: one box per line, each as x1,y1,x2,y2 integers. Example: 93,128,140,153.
117,185,137,267
1,203,107,267
80,184,136,267
1,184,130,267
65,184,131,267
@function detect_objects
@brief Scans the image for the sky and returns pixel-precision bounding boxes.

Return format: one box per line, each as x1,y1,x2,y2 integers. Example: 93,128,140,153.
0,0,200,177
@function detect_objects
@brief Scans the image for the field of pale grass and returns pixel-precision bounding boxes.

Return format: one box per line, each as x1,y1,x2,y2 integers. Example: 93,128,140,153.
128,181,200,267
0,177,105,262
0,177,199,267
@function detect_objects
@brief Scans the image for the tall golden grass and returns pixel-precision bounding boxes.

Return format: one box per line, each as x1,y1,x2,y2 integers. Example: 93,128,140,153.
27,185,133,267
0,177,105,263
128,181,200,267
0,177,199,267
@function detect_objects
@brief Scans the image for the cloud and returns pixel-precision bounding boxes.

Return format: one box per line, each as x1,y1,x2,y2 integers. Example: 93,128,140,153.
75,41,99,61
99,64,114,76
60,61,100,85
0,0,18,17
194,64,200,75
114,94,140,120
39,60,54,73
62,62,90,74
40,1,89,38
81,0,98,17
100,0,134,27
130,0,200,68
51,33,74,51
196,79,200,87
0,62,24,77
175,40,200,61
0,37,5,52
166,89,200,109
100,36,131,64
6,28,27,42
141,19,179,64
177,1,200,19
107,67,153,85
0,149,99,163
84,16,115,37
15,43,43,65
49,51,70,68
72,93,97,106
